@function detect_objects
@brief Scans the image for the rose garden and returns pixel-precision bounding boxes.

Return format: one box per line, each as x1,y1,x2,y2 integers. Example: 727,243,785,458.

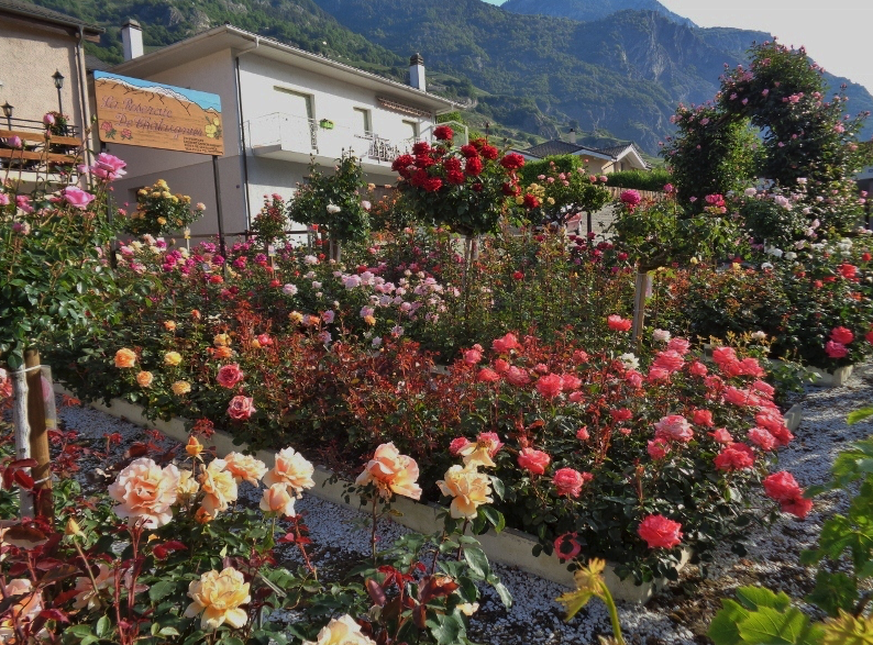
2,41,873,644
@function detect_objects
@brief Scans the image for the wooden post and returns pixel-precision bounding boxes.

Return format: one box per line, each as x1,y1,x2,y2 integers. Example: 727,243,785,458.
25,350,52,520
632,269,651,348
11,364,34,518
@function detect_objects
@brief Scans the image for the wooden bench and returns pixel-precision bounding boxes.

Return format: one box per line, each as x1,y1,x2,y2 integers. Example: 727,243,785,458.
0,128,82,169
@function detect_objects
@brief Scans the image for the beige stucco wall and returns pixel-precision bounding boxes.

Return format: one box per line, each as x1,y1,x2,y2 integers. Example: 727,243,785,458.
0,17,85,131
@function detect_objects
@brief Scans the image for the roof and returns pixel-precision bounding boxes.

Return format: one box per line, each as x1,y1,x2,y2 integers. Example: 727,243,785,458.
110,24,461,115
0,0,103,39
523,139,613,161
594,142,650,169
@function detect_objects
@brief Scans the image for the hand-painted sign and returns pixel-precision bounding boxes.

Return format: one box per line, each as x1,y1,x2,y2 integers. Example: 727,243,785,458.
93,71,223,155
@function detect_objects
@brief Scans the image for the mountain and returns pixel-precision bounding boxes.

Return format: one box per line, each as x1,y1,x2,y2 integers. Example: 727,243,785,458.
25,0,873,153
502,0,695,28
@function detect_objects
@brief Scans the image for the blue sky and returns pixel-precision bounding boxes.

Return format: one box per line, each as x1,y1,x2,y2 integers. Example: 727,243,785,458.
480,0,871,95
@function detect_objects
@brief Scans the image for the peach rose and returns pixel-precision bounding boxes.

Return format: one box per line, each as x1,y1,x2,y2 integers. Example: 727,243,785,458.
0,578,42,639
108,457,180,528
263,447,314,496
163,320,177,331
259,483,297,517
302,614,376,645
177,469,200,502
72,563,114,610
437,465,493,519
354,442,422,500
135,370,153,387
198,459,238,515
213,346,233,359
225,452,268,486
114,348,137,368
164,351,182,366
184,567,250,630
171,380,191,396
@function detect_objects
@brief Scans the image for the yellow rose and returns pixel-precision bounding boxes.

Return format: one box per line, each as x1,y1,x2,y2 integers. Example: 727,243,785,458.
107,458,180,528
114,348,137,369
171,380,191,396
289,311,304,325
263,447,315,497
437,465,493,520
164,351,182,366
213,333,231,347
198,459,238,515
186,436,204,458
135,371,154,388
302,614,376,645
184,567,250,631
156,179,168,189
354,442,422,501
363,315,376,326
224,452,268,486
177,469,200,502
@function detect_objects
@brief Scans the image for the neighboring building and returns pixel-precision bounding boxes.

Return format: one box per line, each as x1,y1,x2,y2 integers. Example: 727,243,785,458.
101,23,460,240
0,0,102,173
518,136,650,175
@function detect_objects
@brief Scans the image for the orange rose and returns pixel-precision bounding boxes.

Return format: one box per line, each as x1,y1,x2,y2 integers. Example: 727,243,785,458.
184,567,250,630
213,346,233,359
186,436,204,458
171,380,191,396
164,320,177,332
263,447,315,496
354,442,422,500
259,483,297,517
136,371,153,387
114,348,137,368
108,458,180,528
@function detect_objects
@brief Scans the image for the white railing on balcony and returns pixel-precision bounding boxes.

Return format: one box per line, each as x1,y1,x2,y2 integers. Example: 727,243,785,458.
246,112,427,165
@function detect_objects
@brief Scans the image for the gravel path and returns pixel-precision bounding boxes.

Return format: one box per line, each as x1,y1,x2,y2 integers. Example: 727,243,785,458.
55,362,873,644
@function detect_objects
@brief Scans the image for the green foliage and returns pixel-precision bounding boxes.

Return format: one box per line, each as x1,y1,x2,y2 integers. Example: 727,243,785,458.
123,179,205,237
518,157,612,226
708,586,824,645
286,153,370,245
605,168,673,192
249,193,289,247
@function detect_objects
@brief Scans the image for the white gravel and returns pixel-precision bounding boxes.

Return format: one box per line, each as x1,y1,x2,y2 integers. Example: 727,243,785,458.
55,361,873,644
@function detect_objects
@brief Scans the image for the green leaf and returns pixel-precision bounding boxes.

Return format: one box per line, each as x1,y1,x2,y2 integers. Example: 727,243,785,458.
480,506,505,533
847,408,873,425
736,605,814,644
493,581,512,608
463,546,490,578
707,599,750,645
426,613,465,645
735,586,793,612
95,615,111,638
806,570,857,617
149,579,177,603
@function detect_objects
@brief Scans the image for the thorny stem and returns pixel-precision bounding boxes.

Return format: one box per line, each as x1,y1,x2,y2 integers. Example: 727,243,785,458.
293,518,317,579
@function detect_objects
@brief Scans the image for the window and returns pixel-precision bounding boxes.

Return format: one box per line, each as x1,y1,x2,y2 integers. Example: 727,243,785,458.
274,87,316,148
353,107,372,137
402,119,419,141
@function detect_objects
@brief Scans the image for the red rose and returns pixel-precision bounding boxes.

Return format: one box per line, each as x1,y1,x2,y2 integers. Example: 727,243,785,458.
446,170,465,185
465,157,483,176
216,364,244,389
611,408,633,422
227,395,256,421
637,514,683,549
522,193,540,209
830,326,854,344
476,367,500,383
535,373,563,399
433,125,454,141
499,153,525,170
502,182,521,196
714,442,755,471
512,270,523,281
480,144,499,160
607,314,632,332
838,263,857,279
412,141,430,155
517,448,550,475
391,154,414,172
653,350,684,373
553,468,586,498
422,176,443,192
460,144,480,158
492,332,520,353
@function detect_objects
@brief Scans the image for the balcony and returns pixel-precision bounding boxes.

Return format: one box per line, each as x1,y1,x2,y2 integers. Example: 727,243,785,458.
1,117,83,183
245,112,418,171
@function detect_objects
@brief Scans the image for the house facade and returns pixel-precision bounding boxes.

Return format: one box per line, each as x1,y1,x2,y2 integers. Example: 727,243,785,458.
0,0,102,176
101,24,459,241
517,138,650,175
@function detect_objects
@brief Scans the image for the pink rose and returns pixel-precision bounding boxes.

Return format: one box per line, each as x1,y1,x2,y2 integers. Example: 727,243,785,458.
216,364,244,389
737,358,765,378
751,380,775,399
517,447,551,475
625,370,643,388
476,367,500,383
492,332,520,354
748,427,777,451
505,366,530,386
63,186,96,209
449,437,472,456
87,152,127,181
688,361,708,377
709,427,733,444
712,346,738,367
667,337,691,354
762,471,802,502
692,409,714,427
714,442,755,471
576,426,589,441
493,358,510,373
227,395,255,420
554,533,582,562
647,438,670,460
463,348,482,365
561,373,581,391
535,373,563,398
553,468,586,498
653,350,684,372
638,514,683,549
781,496,813,519
825,340,848,358
607,314,632,332
654,415,694,443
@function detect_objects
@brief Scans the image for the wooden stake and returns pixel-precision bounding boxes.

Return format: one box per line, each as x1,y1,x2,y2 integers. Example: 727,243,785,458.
11,364,34,518
632,269,651,348
25,350,52,520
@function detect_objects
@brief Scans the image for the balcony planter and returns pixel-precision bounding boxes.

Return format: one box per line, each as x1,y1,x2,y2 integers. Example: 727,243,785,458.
56,387,689,604
319,119,335,130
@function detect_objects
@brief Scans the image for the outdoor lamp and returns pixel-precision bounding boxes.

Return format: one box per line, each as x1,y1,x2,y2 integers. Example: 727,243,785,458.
52,70,64,116
2,102,12,129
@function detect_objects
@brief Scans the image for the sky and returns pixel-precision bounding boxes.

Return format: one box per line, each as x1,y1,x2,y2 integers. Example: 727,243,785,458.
481,0,872,95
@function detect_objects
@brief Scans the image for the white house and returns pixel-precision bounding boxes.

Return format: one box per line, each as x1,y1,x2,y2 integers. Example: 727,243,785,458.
99,23,460,241
517,136,650,175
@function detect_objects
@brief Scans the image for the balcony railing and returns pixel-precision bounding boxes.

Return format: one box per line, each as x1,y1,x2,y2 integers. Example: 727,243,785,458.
246,112,421,165
0,127,83,174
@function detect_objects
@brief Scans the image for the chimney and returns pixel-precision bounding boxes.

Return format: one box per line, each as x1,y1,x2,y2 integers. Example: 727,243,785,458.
408,53,426,92
122,19,144,61
568,128,577,144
